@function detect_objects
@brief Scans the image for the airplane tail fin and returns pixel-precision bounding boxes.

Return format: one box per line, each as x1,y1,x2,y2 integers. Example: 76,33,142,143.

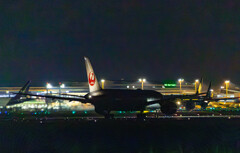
7,80,31,105
206,81,212,98
84,57,101,92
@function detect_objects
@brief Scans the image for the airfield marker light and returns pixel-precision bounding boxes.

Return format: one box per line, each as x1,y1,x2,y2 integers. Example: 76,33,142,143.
139,78,146,90
101,79,105,89
195,79,199,93
178,78,184,93
225,80,230,97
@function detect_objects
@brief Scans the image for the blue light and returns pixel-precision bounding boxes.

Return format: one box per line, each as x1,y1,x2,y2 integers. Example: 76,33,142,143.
0,112,1,114
5,111,7,114
72,111,76,114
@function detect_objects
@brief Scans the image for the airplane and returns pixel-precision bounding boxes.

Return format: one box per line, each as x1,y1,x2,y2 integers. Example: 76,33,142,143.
20,57,207,119
183,81,240,110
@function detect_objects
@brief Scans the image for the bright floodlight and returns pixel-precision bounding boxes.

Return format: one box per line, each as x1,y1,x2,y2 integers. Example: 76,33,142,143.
195,79,199,83
139,78,146,82
60,84,65,88
225,80,230,84
220,86,224,89
101,79,105,83
178,78,184,82
210,89,214,92
46,83,52,89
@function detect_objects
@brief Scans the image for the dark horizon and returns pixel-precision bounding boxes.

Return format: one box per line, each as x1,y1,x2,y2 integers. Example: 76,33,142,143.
0,1,240,86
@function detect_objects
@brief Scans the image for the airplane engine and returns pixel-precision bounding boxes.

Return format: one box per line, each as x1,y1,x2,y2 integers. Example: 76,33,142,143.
160,101,177,115
185,101,196,111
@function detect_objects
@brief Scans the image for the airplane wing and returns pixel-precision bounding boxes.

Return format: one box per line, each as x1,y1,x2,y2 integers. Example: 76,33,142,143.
210,97,240,102
163,92,207,101
7,80,32,105
19,93,88,103
59,93,85,98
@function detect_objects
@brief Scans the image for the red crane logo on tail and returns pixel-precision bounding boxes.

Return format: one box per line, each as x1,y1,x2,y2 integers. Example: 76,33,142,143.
89,72,95,86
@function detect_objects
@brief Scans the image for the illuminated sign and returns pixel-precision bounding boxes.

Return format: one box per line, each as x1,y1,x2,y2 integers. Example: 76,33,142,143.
163,80,176,88
164,84,176,87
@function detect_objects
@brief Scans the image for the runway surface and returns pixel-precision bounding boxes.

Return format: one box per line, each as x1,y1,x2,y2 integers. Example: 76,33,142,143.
1,111,240,152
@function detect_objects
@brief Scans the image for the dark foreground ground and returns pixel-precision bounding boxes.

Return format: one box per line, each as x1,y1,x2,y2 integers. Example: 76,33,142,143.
0,116,240,153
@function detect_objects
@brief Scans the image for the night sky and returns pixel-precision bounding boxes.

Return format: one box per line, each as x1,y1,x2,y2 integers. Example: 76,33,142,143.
0,1,240,86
